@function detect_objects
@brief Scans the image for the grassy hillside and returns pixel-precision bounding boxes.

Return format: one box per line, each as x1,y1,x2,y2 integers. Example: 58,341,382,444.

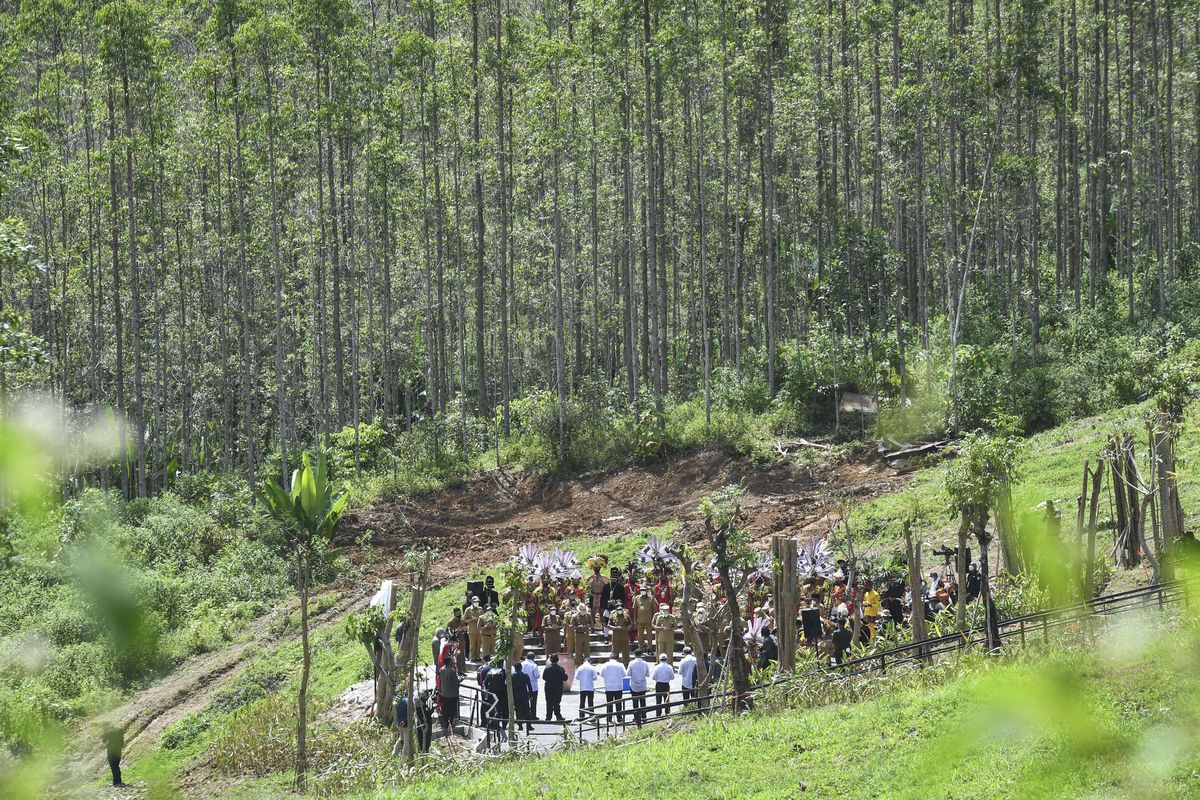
854,398,1199,560
203,603,1200,800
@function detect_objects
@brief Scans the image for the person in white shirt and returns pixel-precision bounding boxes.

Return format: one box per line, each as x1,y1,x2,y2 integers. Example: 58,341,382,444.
678,647,698,706
599,656,627,723
626,649,651,726
521,652,540,722
651,653,675,717
574,657,598,719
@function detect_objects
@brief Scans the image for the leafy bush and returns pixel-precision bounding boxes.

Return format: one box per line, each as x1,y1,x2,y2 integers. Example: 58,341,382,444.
160,712,210,751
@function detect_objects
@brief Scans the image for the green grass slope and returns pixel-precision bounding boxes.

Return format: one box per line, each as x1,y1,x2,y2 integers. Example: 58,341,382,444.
371,613,1200,800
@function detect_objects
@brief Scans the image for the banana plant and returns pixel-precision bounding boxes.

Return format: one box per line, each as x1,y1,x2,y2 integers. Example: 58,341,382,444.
259,452,348,793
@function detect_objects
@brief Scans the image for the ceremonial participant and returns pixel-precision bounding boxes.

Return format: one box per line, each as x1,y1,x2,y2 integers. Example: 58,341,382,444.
634,586,657,645
575,656,598,719
576,602,593,662
569,572,586,603
652,654,675,717
479,605,498,660
652,573,672,608
600,567,628,612
463,597,484,660
588,565,607,626
563,599,577,656
862,579,881,625
653,604,677,663
609,602,632,665
542,653,568,722
627,649,651,726
543,607,563,655
481,575,501,608
600,655,627,723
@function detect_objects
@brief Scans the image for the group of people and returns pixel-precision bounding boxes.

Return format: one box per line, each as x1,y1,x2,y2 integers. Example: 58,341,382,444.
415,553,988,744
472,646,701,730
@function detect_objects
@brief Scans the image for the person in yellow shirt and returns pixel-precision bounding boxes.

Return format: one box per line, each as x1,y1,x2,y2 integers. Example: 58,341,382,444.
862,579,882,624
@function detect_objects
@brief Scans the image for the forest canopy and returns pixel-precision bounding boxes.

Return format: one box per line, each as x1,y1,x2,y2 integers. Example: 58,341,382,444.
1,0,1199,495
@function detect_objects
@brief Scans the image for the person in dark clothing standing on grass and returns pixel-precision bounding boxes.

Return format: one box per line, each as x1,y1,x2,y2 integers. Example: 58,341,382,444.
542,653,568,721
101,724,126,787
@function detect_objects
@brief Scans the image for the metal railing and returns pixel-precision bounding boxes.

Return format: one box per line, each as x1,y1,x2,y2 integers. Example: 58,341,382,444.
447,580,1192,750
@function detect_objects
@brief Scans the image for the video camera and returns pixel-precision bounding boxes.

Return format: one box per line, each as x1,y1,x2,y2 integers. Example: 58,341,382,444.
929,545,970,566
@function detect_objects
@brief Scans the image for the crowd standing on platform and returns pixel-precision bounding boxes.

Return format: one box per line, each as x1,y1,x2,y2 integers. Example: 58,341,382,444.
414,540,985,738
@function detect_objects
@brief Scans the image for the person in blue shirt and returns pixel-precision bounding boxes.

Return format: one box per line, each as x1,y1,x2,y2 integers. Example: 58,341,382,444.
626,649,651,726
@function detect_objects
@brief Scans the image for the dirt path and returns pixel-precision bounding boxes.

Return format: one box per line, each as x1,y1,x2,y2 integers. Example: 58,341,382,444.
58,588,368,798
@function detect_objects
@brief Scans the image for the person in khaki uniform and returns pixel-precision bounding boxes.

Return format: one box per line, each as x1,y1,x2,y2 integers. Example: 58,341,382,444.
653,605,677,663
463,598,484,660
478,607,498,660
562,600,577,656
609,603,632,665
543,608,563,656
587,566,607,627
572,603,592,663
694,604,714,655
634,587,658,646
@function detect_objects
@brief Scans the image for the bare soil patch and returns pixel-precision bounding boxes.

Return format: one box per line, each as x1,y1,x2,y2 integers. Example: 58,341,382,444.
342,445,908,583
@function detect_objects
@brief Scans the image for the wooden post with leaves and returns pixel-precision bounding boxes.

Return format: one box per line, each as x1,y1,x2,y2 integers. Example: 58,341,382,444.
675,544,711,706
701,486,754,711
770,535,798,673
394,550,433,764
903,520,927,659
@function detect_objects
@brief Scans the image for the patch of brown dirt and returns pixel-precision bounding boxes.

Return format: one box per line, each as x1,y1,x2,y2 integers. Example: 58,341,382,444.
342,445,909,583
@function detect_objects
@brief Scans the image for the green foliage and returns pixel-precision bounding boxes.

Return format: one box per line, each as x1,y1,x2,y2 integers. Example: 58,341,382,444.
944,426,1025,516
259,451,350,556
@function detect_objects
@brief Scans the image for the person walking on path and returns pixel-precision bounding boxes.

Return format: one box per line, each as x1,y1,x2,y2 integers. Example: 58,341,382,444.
652,654,675,717
542,653,568,722
101,723,126,787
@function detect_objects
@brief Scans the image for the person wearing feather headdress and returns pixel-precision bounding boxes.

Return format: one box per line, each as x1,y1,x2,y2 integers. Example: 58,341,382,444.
600,567,627,612
652,573,672,608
